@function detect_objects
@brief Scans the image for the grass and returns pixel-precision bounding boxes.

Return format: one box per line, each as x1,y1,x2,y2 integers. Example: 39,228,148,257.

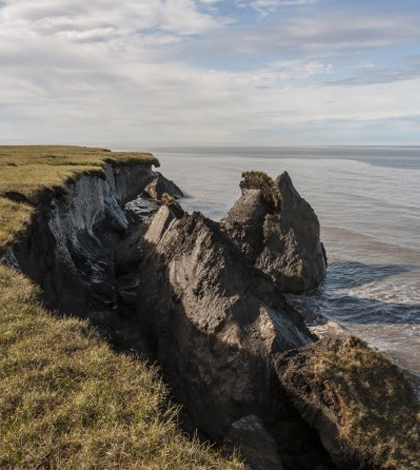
0,145,158,201
0,198,34,247
240,171,281,209
316,337,420,470
0,145,158,250
0,146,244,470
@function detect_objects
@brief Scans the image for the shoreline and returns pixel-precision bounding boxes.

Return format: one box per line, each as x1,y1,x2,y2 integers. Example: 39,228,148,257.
152,148,420,378
1,145,419,469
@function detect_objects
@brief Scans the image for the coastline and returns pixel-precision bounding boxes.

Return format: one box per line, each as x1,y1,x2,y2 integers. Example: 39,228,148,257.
149,146,420,376
1,145,419,470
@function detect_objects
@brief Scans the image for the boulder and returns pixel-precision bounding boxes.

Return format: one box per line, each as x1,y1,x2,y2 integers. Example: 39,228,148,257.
221,171,327,293
134,206,314,440
224,415,284,470
144,171,184,200
274,336,420,470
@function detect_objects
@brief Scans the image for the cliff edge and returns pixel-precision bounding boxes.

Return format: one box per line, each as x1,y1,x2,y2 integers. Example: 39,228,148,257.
0,147,418,470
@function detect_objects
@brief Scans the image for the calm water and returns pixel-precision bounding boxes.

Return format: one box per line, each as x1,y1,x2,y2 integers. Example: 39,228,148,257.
147,146,420,374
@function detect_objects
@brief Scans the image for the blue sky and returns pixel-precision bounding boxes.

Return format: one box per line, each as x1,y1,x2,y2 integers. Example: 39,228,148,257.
0,0,419,146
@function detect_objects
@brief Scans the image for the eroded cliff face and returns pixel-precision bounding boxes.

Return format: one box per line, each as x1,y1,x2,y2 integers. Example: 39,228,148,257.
123,204,336,470
134,207,314,437
3,162,156,323
3,164,415,470
277,337,420,470
144,171,184,200
0,165,337,470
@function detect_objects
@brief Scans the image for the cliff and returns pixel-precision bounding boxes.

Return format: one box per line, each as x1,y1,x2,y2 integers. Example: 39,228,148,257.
0,146,418,470
276,336,420,470
0,146,244,470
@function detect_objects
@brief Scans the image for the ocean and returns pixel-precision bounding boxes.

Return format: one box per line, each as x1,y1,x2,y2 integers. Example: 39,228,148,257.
145,146,420,375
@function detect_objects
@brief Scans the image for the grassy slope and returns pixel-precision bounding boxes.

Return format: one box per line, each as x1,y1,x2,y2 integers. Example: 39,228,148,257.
0,146,244,470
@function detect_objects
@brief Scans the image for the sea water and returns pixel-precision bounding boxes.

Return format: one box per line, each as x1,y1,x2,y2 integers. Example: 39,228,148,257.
146,146,420,375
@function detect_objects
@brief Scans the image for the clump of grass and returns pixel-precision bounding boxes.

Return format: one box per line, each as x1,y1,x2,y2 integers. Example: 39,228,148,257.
240,171,281,209
316,337,420,470
0,145,158,249
0,263,244,470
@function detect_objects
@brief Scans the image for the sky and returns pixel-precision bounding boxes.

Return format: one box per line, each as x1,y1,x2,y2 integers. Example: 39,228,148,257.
0,0,420,146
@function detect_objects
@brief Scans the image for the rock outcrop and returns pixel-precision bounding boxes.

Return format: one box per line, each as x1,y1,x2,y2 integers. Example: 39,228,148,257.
274,336,420,470
144,171,184,200
134,205,314,441
221,171,327,293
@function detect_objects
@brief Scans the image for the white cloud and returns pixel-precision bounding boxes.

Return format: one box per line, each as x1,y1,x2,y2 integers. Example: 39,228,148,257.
0,0,419,145
0,0,224,38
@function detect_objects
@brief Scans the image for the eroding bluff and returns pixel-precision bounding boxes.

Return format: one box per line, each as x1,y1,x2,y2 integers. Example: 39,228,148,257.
221,171,327,293
135,206,314,439
5,158,419,470
130,202,335,469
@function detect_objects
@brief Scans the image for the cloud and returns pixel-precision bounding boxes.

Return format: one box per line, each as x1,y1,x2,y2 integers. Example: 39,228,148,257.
192,11,420,59
0,0,225,38
0,0,419,145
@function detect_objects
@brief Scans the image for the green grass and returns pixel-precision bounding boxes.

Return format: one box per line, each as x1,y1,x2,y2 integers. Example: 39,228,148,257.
0,145,158,201
0,146,244,470
316,337,420,470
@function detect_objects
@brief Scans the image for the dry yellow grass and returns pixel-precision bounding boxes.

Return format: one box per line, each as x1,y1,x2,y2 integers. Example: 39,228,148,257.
0,198,34,247
0,146,244,470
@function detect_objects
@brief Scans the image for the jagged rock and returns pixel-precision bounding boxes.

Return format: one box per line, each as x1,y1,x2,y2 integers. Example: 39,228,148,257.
159,193,185,218
274,337,420,470
144,171,184,200
220,171,327,293
124,196,160,224
224,415,284,470
106,161,158,203
134,207,314,440
144,205,177,245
